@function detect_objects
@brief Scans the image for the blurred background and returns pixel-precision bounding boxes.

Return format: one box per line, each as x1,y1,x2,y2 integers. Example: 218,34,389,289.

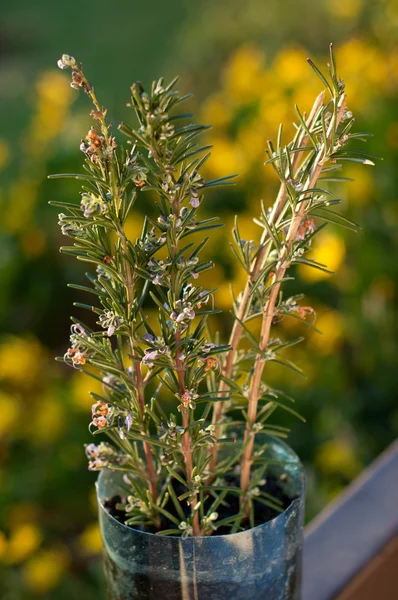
0,0,397,597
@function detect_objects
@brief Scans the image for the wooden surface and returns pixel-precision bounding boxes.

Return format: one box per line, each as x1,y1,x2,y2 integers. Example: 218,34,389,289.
335,534,398,600
302,439,398,600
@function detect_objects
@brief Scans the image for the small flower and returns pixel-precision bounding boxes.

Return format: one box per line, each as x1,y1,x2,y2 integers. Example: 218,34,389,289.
132,171,147,187
143,333,155,343
117,412,133,440
142,349,158,368
158,416,184,442
98,311,124,337
92,415,107,429
201,511,218,532
92,402,109,417
84,128,105,154
202,342,216,354
125,413,133,431
71,70,84,90
170,299,196,330
252,422,264,433
159,122,174,141
181,390,192,408
80,192,108,217
58,213,84,237
57,54,77,70
297,305,316,320
190,193,200,208
178,521,193,539
85,442,128,471
71,323,84,335
204,356,218,372
90,109,106,120
296,218,316,242
64,347,86,367
177,389,198,411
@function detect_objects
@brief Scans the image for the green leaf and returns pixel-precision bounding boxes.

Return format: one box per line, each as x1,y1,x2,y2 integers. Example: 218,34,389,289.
306,58,333,94
260,398,306,422
48,173,100,182
166,467,188,488
310,208,359,232
156,529,181,536
68,283,103,297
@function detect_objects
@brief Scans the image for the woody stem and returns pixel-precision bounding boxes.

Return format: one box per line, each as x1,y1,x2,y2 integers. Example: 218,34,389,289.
239,93,347,517
172,198,201,537
207,90,326,481
120,236,158,507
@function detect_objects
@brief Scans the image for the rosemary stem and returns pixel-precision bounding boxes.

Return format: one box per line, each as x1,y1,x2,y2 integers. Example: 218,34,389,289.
239,93,347,515
208,90,326,479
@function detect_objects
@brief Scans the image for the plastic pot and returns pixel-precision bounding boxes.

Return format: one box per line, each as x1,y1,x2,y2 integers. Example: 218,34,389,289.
96,435,305,600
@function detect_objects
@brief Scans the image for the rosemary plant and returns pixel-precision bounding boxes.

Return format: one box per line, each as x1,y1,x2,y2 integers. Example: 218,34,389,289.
51,47,374,537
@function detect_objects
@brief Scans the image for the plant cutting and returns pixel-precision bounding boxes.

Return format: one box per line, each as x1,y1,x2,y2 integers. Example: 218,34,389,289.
50,47,374,600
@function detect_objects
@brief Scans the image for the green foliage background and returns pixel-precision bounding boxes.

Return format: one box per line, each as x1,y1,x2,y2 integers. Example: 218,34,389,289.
0,0,397,597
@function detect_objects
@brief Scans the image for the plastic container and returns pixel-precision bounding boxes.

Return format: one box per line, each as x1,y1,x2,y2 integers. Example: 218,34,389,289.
96,435,305,600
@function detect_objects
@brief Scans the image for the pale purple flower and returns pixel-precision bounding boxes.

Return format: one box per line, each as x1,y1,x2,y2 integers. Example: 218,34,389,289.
142,349,158,367
190,194,200,208
143,333,155,343
125,413,133,431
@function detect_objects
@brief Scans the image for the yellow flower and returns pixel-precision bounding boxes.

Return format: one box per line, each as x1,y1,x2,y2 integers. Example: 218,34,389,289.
310,309,344,353
0,336,46,388
207,137,245,178
298,230,346,282
79,523,103,555
4,178,38,234
224,45,265,102
327,0,363,20
201,93,230,128
0,531,7,560
23,548,69,594
316,438,362,479
27,70,75,155
236,128,264,163
124,215,144,242
335,40,386,106
0,391,20,436
215,282,233,310
6,523,42,564
273,46,311,87
28,396,65,444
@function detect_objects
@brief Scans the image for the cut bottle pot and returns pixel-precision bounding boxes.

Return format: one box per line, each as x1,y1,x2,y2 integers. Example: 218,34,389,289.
96,435,305,600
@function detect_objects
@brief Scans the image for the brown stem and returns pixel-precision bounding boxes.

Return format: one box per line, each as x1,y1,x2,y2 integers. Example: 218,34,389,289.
175,334,201,536
239,94,347,513
208,90,326,479
78,65,159,511
133,357,158,504
120,237,158,508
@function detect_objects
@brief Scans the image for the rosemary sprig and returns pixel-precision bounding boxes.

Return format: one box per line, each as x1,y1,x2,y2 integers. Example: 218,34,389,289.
51,48,375,536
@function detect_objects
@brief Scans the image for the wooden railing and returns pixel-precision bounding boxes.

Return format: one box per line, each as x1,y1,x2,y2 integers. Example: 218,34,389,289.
302,439,398,600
